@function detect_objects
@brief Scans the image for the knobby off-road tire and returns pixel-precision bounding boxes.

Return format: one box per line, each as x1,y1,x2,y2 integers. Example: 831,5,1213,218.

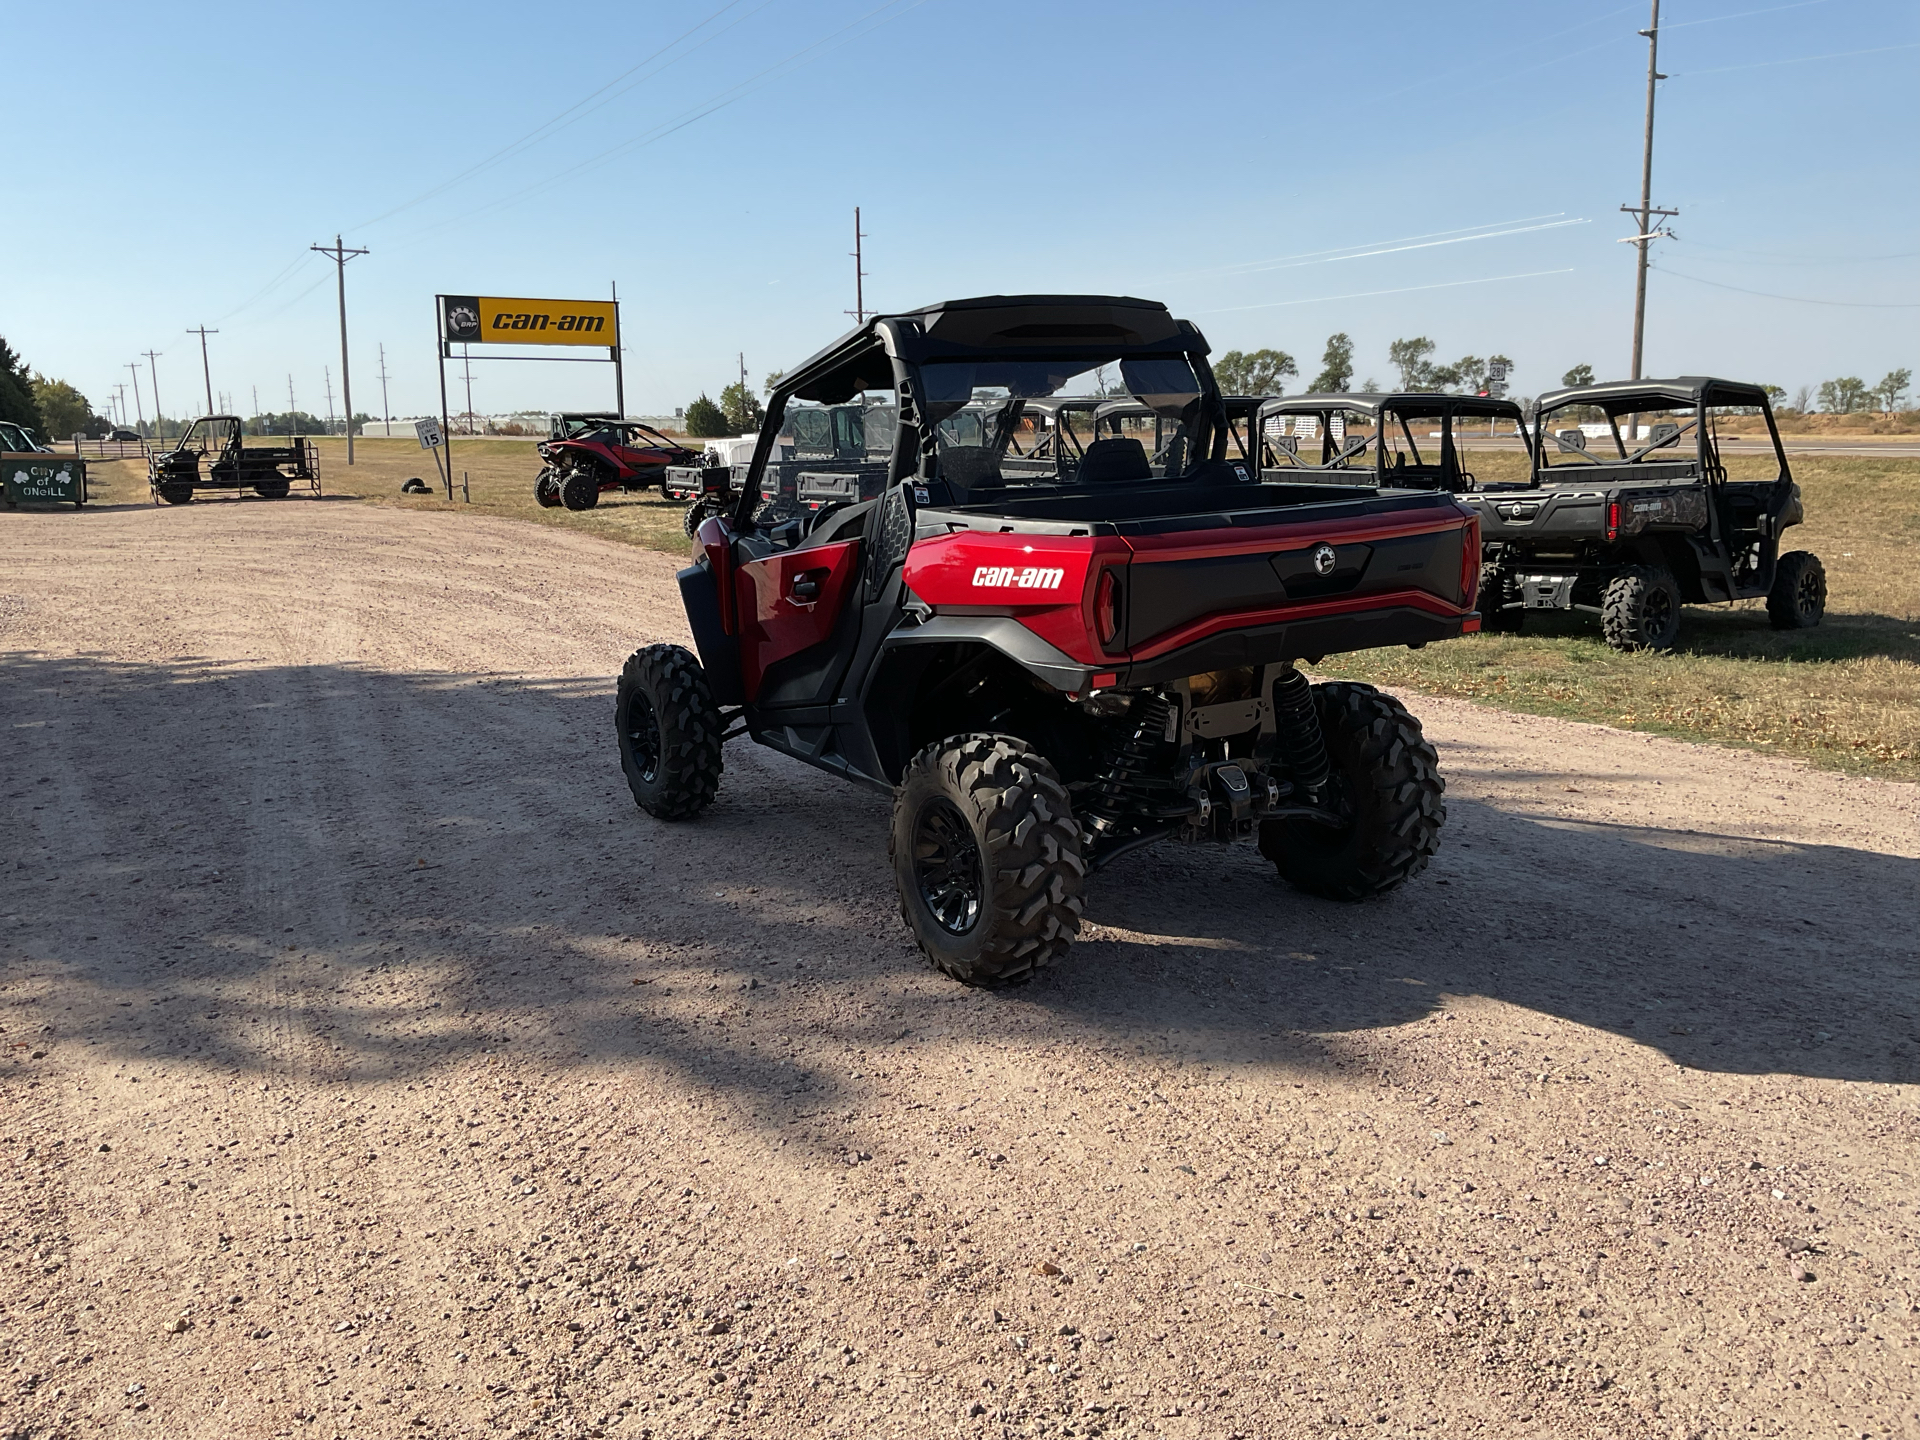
561,469,601,511
1767,550,1826,630
616,644,723,820
1259,681,1445,901
890,733,1085,986
159,485,194,506
534,469,563,508
683,499,718,538
253,479,291,499
1601,564,1682,652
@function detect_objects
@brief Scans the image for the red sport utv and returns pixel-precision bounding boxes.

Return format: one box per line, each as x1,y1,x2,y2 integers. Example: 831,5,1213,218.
615,296,1481,984
537,414,698,511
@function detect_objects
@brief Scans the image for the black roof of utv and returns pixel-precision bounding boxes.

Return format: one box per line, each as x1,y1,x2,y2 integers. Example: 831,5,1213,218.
1534,376,1774,414
1259,393,1526,422
779,296,1207,404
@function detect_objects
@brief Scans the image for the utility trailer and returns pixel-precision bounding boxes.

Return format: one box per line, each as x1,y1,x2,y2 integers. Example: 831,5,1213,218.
148,416,320,505
1461,377,1823,649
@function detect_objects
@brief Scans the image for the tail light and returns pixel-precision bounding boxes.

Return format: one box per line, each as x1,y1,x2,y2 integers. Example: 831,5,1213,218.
1095,567,1122,650
1460,517,1481,609
1605,500,1621,543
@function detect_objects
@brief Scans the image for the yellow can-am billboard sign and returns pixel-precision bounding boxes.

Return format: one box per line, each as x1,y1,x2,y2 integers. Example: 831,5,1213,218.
440,295,618,347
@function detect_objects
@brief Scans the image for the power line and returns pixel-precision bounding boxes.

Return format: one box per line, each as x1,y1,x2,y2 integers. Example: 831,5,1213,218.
351,0,772,230
1671,39,1920,77
380,0,934,251
1650,265,1920,307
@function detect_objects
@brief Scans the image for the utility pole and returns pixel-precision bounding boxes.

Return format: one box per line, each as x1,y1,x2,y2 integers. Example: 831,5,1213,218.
311,234,369,463
188,326,218,414
127,363,146,437
288,375,298,431
252,385,259,424
141,350,163,439
324,366,336,432
112,383,127,427
461,348,475,433
845,206,869,324
1620,0,1677,381
377,343,393,436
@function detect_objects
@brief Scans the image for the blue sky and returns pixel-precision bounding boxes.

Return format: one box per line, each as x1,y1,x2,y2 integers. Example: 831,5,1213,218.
5,0,1916,423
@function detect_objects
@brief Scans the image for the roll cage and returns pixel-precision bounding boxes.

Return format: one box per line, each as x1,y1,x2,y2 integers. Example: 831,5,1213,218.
1255,393,1528,493
1529,376,1792,496
731,295,1229,527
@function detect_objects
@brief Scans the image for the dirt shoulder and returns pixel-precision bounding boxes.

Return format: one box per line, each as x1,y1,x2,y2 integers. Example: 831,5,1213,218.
3,505,1915,1440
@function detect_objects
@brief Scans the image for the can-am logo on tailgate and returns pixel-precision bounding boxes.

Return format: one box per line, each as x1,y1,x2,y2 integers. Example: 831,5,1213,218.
972,565,1066,591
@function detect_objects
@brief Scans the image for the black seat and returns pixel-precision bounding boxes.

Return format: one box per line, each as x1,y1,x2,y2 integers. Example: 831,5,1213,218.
1074,437,1151,484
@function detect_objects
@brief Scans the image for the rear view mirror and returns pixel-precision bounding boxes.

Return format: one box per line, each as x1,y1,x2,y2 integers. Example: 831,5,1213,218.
1555,429,1587,453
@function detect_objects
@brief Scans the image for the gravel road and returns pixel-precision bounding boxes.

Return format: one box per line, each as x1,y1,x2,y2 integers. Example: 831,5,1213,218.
4,502,1916,1440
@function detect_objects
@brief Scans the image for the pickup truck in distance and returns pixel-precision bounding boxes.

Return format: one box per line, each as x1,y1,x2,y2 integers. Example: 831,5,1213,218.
1463,377,1823,649
614,295,1481,984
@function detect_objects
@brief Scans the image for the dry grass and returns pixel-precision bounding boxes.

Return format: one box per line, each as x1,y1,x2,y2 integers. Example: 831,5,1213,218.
73,435,700,555
56,442,1920,782
1321,453,1920,780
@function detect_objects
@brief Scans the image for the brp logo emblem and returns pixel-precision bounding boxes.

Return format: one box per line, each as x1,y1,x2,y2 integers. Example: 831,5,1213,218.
1311,543,1338,577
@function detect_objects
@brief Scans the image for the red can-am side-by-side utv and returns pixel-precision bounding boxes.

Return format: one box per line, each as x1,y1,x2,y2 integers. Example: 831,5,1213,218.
536,415,699,511
614,296,1482,984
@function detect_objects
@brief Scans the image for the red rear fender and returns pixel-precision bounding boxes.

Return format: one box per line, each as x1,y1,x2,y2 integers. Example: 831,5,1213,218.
902,531,1131,666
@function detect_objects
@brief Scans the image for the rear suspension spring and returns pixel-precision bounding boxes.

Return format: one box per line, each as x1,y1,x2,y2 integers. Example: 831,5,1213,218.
1083,692,1172,830
1272,667,1330,796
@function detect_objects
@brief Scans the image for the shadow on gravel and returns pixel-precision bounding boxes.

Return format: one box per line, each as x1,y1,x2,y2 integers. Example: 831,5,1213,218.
4,649,1915,1112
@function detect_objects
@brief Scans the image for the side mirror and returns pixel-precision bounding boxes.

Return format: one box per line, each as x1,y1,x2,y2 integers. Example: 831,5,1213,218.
1554,429,1588,453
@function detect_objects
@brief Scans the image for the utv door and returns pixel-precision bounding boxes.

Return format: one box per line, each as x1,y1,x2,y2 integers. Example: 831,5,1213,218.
733,533,865,705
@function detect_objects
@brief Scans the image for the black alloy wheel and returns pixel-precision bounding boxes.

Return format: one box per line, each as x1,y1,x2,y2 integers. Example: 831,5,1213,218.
888,733,1084,985
624,686,663,786
1767,551,1826,630
912,798,983,936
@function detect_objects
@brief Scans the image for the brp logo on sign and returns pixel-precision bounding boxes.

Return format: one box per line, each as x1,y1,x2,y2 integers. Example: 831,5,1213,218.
972,565,1066,591
1311,543,1338,577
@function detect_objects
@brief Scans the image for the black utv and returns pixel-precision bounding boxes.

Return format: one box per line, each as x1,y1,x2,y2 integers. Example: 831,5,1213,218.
147,416,321,504
1461,377,1824,650
1253,392,1529,491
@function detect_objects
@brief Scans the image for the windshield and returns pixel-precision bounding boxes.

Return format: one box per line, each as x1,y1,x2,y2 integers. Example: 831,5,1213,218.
175,418,237,454
918,355,1209,489
1536,402,1696,470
